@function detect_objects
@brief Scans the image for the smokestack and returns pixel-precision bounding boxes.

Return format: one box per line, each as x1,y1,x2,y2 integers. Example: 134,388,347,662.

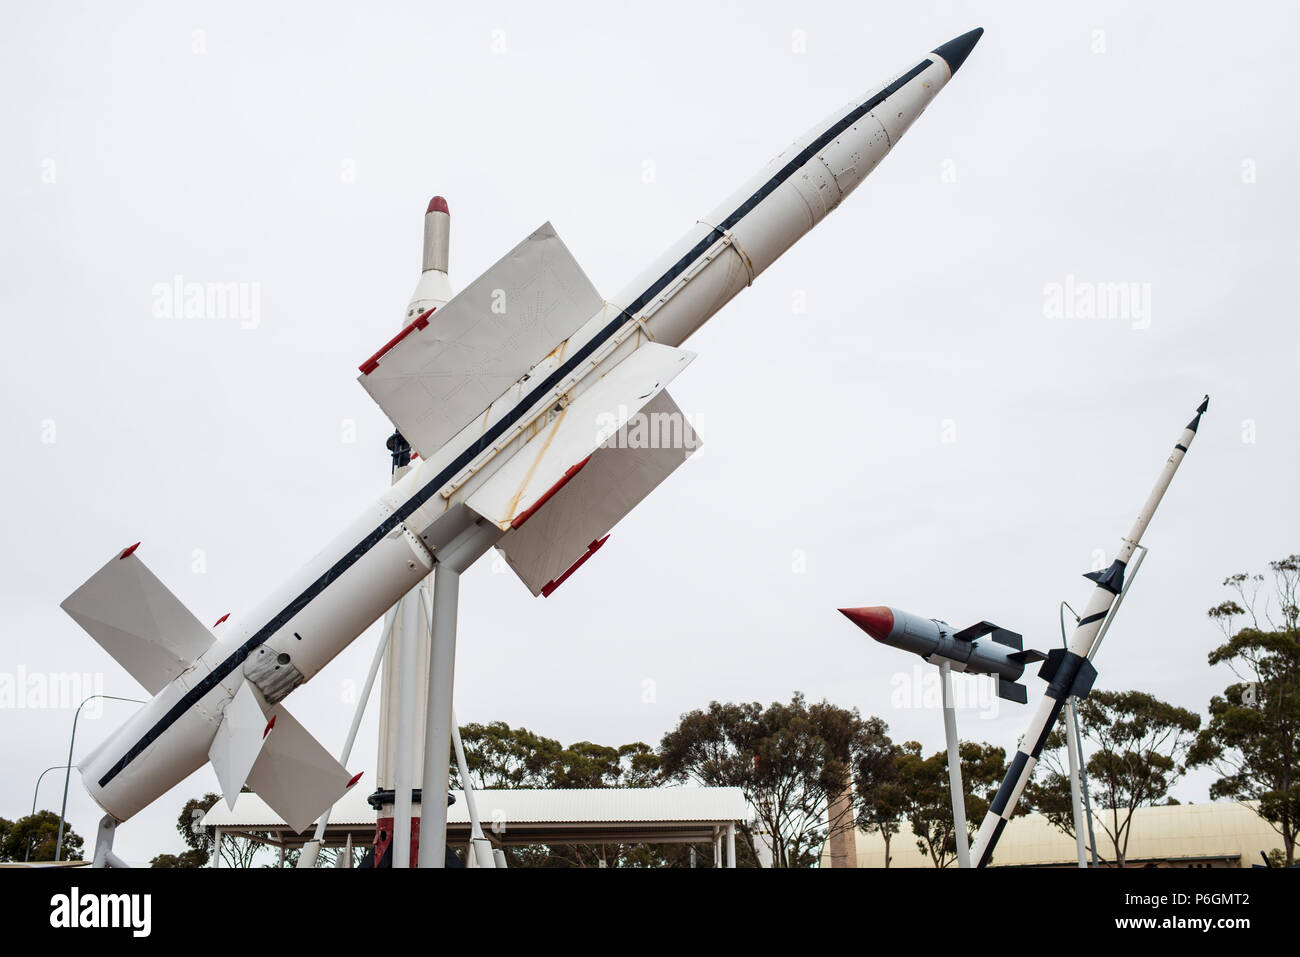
405,196,454,320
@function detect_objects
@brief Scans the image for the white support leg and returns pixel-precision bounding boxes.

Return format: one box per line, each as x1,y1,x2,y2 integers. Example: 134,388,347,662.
393,592,422,868
726,822,736,868
211,828,223,868
92,815,128,868
939,662,970,868
1064,699,1089,868
417,562,460,868
299,606,397,868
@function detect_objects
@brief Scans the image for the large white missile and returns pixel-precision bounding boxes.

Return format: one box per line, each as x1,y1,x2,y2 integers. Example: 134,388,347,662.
61,29,985,837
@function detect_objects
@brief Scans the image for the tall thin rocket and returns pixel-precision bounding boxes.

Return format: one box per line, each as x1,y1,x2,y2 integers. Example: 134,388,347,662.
969,396,1210,867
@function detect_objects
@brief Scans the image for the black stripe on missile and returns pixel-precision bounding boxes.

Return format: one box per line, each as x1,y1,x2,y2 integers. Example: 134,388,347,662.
989,751,1029,817
98,59,937,789
1175,443,1188,452
1079,611,1107,626
977,818,1006,868
1032,696,1070,754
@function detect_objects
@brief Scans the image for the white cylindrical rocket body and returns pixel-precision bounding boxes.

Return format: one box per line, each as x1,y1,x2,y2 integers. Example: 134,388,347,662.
610,51,958,350
79,496,435,824
405,197,453,321
76,33,983,828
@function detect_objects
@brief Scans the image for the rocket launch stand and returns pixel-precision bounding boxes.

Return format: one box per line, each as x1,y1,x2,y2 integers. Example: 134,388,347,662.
936,661,971,868
1058,542,1149,868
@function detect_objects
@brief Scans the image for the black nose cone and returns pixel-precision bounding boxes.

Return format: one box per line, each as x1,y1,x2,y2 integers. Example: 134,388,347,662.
932,27,984,75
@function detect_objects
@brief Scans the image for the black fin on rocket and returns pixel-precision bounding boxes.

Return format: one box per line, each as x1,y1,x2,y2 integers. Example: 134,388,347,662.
1084,559,1126,595
1008,648,1047,664
997,678,1028,704
953,621,995,643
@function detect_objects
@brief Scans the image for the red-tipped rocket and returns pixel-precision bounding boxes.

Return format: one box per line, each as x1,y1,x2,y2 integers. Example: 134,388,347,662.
839,605,1045,702
61,29,985,842
405,196,452,320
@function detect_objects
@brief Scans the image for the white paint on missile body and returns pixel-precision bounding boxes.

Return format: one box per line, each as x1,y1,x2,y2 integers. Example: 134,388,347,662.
65,33,981,832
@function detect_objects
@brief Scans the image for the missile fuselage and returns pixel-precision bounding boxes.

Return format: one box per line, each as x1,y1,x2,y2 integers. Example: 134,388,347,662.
839,604,1043,702
73,31,985,827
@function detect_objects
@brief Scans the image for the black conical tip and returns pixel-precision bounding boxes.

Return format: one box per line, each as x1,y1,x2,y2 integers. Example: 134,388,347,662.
932,27,984,76
1197,395,1210,414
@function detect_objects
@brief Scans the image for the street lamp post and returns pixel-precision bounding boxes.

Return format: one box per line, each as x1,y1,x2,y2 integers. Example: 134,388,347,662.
55,694,144,862
26,764,71,862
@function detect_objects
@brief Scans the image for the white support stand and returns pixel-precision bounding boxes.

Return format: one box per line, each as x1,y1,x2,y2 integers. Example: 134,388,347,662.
1064,699,1088,868
726,822,736,868
939,662,970,868
211,828,223,868
418,584,494,868
417,563,458,869
393,591,423,868
713,827,722,868
92,815,129,868
416,521,498,868
299,607,397,868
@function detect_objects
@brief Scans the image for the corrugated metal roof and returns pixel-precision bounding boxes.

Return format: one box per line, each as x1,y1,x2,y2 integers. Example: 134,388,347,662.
201,787,751,830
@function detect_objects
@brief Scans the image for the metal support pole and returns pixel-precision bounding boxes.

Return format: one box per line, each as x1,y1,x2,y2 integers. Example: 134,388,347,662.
727,822,736,868
56,694,143,861
417,562,460,868
299,606,397,868
27,765,71,862
1064,699,1088,868
939,662,970,868
393,593,422,868
1075,708,1101,867
212,829,223,868
713,828,721,868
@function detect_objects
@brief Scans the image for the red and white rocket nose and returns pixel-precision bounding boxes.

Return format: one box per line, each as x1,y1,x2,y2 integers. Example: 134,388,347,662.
407,195,453,319
838,605,895,641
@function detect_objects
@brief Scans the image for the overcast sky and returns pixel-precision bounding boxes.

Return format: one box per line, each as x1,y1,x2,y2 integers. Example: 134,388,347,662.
3,1,1297,864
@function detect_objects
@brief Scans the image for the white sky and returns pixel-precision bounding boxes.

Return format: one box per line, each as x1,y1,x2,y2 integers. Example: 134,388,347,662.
3,1,1297,864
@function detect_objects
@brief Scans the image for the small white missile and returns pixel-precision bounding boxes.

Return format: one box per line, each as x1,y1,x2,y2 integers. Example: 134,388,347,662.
62,29,985,835
405,195,452,320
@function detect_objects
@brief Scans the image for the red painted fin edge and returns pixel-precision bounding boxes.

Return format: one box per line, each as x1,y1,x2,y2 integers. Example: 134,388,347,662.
359,308,434,375
541,535,610,598
510,455,593,530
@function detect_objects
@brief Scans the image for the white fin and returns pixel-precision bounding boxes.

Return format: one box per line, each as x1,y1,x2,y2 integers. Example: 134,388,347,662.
468,343,699,595
246,705,356,833
60,547,215,694
358,222,605,458
208,681,270,809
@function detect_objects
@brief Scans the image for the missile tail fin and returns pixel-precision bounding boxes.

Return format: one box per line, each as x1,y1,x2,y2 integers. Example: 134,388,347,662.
358,222,606,459
60,546,215,694
468,346,699,596
245,703,358,833
208,681,271,808
996,678,1028,704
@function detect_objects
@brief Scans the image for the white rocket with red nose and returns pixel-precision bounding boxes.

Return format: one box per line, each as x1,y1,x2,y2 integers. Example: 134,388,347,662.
61,29,986,845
